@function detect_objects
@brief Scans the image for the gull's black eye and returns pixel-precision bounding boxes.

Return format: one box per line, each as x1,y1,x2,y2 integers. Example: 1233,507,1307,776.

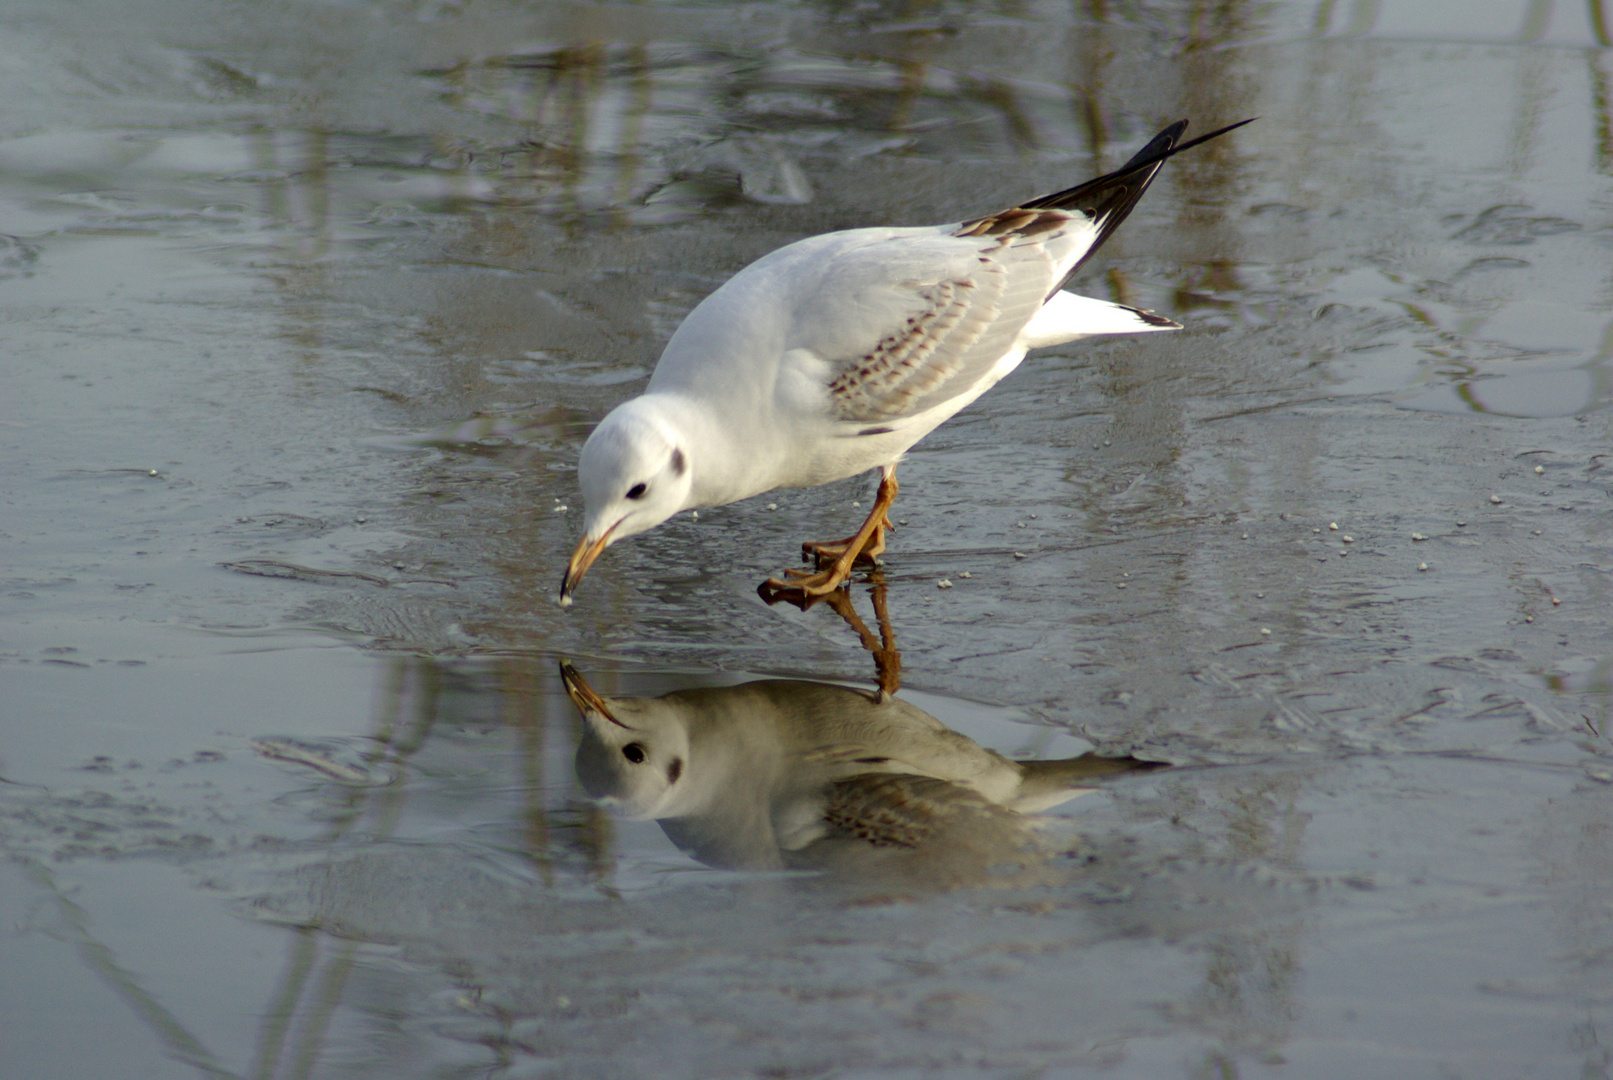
622,742,647,764
626,483,647,501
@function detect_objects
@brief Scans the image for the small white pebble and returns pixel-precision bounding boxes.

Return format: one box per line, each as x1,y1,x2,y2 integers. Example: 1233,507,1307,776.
1256,592,1265,598
1339,550,1348,557
1103,439,1111,446
1313,528,1321,534
1532,529,1541,536
1525,615,1533,623
767,502,777,510
1411,532,1425,541
1029,513,1038,519
1418,562,1429,571
1013,551,1026,559
898,519,908,526
1260,628,1271,636
1329,522,1339,531
1116,582,1127,589
1342,535,1354,544
852,501,860,508
936,578,952,589
1490,495,1502,504
148,469,159,477
356,516,367,523
1241,533,1249,539
1534,465,1545,474
1016,521,1027,528
553,504,567,512
1456,520,1466,527
691,510,698,519
1552,597,1561,605
960,571,971,579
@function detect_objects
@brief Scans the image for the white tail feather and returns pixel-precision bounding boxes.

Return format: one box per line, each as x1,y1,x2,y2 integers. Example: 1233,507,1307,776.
1019,290,1181,349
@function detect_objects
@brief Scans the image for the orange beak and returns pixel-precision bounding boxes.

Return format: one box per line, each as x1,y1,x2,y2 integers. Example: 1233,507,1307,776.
558,522,617,607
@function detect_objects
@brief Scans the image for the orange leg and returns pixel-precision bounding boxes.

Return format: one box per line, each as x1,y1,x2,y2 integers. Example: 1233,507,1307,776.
759,468,899,604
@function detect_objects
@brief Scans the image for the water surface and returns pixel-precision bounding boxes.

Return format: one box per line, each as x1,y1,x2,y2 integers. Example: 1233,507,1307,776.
4,0,1613,1077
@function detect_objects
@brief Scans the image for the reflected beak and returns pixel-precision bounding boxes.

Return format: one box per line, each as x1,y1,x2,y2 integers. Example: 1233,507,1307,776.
559,662,629,728
558,522,618,607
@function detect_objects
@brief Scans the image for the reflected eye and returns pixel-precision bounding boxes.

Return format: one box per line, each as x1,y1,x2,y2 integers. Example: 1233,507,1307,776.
626,483,647,501
622,743,647,764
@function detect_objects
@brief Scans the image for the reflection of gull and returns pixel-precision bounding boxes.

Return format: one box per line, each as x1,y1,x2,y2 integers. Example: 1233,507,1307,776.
560,118,1253,605
561,665,1157,880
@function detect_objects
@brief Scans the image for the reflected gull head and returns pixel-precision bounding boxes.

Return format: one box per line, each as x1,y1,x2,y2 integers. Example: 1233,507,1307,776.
559,118,1254,606
561,664,1161,881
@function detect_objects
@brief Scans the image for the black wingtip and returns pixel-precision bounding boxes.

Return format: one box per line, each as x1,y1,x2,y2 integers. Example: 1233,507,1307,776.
1158,116,1257,161
1023,116,1256,213
1018,116,1255,287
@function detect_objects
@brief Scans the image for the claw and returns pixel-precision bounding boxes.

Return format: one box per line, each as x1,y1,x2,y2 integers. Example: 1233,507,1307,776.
759,468,900,606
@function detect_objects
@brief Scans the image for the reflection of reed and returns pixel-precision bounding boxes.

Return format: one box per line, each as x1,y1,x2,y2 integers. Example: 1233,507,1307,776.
19,859,235,1080
1594,49,1613,173
241,651,642,1078
248,658,441,1080
501,657,551,881
1518,0,1553,42
427,37,1122,219
247,128,330,263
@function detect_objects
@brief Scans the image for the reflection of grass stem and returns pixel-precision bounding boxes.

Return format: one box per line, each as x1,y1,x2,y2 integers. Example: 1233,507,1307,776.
1312,0,1338,35
503,657,554,884
248,656,442,1079
967,78,1037,152
1518,0,1552,42
1592,50,1613,172
284,941,361,1080
247,928,318,1080
20,858,236,1080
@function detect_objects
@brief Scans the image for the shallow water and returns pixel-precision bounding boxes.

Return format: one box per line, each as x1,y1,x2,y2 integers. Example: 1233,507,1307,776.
4,0,1613,1076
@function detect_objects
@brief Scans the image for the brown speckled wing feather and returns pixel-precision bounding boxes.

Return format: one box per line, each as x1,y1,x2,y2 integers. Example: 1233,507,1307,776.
821,231,1060,423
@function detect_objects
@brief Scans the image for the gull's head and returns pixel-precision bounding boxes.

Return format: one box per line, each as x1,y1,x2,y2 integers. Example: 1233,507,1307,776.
559,399,693,605
562,663,692,820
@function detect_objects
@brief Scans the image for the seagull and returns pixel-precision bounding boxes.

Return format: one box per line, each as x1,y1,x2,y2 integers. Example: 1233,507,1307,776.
561,663,1159,876
560,117,1254,605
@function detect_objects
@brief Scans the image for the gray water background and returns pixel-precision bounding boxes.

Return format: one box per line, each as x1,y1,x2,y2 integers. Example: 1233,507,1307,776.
4,0,1613,1076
